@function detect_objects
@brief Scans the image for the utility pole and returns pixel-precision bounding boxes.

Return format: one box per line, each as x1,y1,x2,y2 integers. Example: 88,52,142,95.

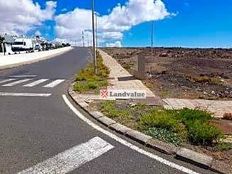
92,0,97,74
82,31,85,47
95,13,98,48
151,20,154,54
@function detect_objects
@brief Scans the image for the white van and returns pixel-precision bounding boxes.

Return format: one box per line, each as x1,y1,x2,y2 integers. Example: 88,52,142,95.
12,38,34,52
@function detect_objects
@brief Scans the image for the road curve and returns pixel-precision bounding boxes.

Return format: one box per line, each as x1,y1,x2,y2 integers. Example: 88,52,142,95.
0,47,216,174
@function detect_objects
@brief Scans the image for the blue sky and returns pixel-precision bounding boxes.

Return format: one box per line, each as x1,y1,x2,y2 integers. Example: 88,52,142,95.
123,0,232,47
2,0,232,48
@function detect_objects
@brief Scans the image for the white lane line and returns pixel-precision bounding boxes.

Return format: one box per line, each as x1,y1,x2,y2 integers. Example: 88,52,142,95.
24,79,49,87
10,75,37,78
62,95,199,174
0,79,16,84
0,92,51,97
2,79,32,87
43,79,65,88
18,137,114,174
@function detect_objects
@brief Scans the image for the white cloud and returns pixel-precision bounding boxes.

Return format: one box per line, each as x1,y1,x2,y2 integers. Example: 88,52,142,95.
35,30,41,36
0,0,56,35
55,8,92,39
55,0,171,46
106,41,122,47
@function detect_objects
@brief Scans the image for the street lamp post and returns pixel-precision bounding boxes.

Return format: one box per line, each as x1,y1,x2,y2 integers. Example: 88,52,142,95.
151,21,154,48
92,0,97,74
95,13,98,48
151,20,154,54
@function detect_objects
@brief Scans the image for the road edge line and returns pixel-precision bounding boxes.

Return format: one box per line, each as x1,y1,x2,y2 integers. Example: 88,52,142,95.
62,94,200,174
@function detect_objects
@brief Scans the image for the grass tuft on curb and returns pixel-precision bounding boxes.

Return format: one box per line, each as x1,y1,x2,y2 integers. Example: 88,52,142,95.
74,51,110,93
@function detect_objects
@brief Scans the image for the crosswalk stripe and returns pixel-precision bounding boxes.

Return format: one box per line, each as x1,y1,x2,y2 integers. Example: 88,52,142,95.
43,79,65,88
2,79,32,87
0,79,16,84
24,79,49,87
10,75,37,78
18,137,114,174
0,92,51,97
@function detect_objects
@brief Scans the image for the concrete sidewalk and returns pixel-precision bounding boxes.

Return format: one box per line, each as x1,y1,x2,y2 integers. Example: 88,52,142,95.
0,47,73,70
99,50,163,105
163,98,232,118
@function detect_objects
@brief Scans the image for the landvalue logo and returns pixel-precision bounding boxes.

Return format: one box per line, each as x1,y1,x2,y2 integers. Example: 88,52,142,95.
100,89,146,99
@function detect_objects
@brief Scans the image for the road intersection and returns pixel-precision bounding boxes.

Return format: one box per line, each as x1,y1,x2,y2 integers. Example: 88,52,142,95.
0,48,216,174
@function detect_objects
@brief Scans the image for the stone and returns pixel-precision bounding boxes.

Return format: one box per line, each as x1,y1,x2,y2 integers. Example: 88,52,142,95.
109,123,133,134
147,139,178,155
176,148,213,167
126,130,152,144
78,102,89,108
90,111,104,119
211,159,232,174
98,116,116,126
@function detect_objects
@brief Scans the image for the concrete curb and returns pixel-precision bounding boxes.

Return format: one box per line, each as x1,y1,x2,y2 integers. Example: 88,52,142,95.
0,47,73,70
68,87,231,174
126,129,152,144
176,148,213,168
147,139,179,155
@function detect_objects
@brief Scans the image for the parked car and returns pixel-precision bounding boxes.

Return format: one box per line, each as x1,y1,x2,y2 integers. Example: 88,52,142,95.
34,44,42,51
12,38,33,52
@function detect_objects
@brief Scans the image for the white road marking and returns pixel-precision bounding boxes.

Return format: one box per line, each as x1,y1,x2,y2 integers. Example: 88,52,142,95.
62,95,199,174
18,137,114,174
10,75,37,78
2,79,32,87
0,79,16,84
24,79,49,87
0,92,51,97
43,79,65,88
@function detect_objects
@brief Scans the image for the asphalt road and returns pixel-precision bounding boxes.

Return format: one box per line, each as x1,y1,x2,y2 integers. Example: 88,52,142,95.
0,47,217,174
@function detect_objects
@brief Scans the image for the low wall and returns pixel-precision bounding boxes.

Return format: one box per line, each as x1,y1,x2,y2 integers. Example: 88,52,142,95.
0,47,73,70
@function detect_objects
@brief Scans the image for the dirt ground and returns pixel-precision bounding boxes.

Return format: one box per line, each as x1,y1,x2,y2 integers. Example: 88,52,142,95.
102,47,232,100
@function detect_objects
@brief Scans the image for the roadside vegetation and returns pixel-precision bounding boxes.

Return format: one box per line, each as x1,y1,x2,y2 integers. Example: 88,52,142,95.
74,51,110,93
99,100,229,149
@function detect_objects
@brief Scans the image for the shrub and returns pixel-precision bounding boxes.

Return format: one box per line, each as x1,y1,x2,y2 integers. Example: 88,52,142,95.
74,80,107,93
73,81,88,93
145,127,183,146
216,142,232,151
177,108,222,145
190,76,222,85
100,101,117,117
74,52,109,93
188,120,222,145
139,109,188,141
100,101,130,119
178,108,212,124
87,81,98,89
